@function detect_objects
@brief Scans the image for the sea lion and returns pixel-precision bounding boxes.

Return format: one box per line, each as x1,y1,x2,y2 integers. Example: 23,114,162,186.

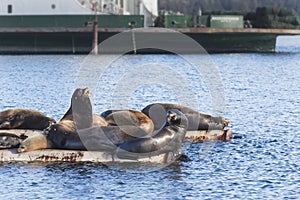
0,108,56,130
60,88,108,130
100,109,154,134
18,87,106,152
116,109,188,159
141,103,230,131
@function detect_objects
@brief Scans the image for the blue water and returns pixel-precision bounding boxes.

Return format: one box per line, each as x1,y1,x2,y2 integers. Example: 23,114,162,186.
0,36,299,199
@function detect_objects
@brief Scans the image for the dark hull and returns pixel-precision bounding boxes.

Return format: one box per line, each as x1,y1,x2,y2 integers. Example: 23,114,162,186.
0,27,298,54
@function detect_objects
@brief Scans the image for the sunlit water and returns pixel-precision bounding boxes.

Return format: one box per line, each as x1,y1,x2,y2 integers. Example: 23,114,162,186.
0,36,299,199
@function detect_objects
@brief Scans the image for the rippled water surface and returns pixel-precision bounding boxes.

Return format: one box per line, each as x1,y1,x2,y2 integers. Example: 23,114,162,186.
0,36,299,199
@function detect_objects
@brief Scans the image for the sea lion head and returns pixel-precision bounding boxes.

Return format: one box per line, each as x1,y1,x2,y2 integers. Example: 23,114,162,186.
18,133,51,153
0,109,24,129
72,87,90,101
166,109,188,129
71,88,91,111
43,123,72,149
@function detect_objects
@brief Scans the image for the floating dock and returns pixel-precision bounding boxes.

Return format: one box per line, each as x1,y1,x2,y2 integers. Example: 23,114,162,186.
0,129,231,163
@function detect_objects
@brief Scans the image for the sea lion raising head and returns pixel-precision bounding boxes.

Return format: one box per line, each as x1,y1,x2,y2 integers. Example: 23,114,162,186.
18,87,106,152
60,87,93,130
59,87,107,131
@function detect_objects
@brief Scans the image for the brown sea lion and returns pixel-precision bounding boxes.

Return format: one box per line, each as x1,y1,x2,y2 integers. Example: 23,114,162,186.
18,87,105,152
116,109,188,160
0,108,56,130
141,103,230,131
100,109,154,134
60,88,107,130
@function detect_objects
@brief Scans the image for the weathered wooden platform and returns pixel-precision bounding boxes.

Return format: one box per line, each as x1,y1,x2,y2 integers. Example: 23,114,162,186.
0,129,231,163
0,148,174,163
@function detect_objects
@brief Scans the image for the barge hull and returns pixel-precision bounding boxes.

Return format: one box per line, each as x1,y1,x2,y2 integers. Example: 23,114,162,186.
0,28,299,54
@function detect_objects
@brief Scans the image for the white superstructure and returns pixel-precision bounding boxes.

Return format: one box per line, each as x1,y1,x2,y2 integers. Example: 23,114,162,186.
0,0,157,15
0,0,158,25
0,0,93,15
141,0,158,26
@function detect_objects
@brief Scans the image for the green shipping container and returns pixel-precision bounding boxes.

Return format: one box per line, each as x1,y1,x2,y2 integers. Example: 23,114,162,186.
164,15,193,28
210,15,243,28
198,15,209,27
